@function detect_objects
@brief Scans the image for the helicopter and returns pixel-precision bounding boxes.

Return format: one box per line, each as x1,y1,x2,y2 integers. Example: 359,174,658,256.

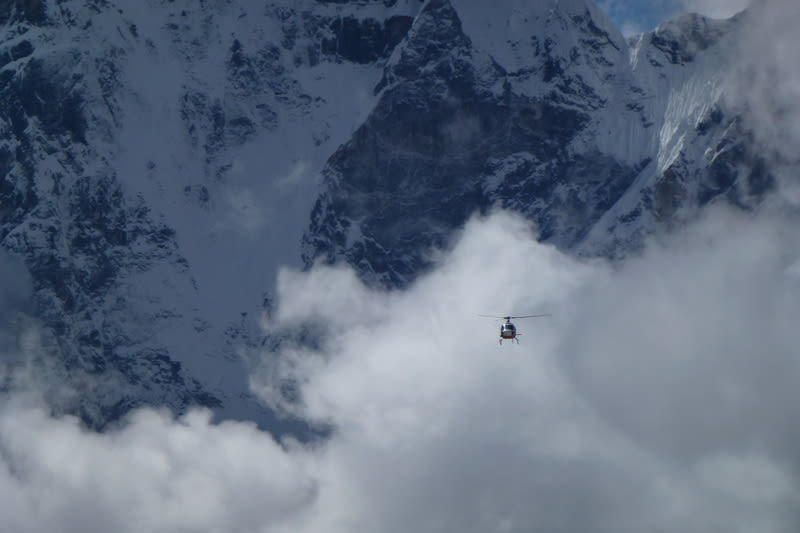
478,314,551,344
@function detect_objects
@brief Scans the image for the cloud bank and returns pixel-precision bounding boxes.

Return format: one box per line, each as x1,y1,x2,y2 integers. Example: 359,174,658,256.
7,206,799,533
0,405,315,533
725,0,800,168
254,208,800,533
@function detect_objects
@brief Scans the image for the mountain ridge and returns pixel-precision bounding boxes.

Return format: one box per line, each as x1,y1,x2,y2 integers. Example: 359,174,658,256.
0,0,781,432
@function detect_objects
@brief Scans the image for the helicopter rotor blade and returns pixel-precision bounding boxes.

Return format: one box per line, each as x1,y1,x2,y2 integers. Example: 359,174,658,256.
477,314,552,320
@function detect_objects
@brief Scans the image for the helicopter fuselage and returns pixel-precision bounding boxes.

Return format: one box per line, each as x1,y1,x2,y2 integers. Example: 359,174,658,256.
500,321,517,339
480,314,550,345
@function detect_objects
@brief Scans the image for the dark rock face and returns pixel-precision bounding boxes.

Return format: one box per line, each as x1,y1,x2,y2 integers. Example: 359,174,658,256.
321,14,413,64
302,0,643,286
18,58,87,142
699,118,776,208
650,13,735,65
304,0,490,285
0,0,47,25
0,44,86,144
276,5,415,67
0,6,224,428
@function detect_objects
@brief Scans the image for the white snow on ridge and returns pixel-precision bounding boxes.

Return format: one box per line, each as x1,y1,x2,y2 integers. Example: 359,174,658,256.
451,0,647,164
450,0,549,74
576,11,745,257
451,0,624,73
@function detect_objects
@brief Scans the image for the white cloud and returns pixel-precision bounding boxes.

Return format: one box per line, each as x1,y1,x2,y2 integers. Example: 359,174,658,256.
620,19,644,37
723,0,800,165
255,208,800,533
0,404,315,533
678,0,751,19
2,206,800,532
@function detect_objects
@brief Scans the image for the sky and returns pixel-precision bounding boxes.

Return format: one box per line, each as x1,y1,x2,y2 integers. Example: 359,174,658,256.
3,0,800,532
600,0,752,35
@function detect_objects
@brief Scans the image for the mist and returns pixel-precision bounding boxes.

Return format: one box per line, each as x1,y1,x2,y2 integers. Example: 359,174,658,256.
679,0,751,19
256,208,800,533
725,0,800,170
1,206,799,532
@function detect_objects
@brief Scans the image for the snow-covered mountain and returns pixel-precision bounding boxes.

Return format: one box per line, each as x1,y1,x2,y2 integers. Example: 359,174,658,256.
304,0,770,281
0,0,780,431
0,0,421,430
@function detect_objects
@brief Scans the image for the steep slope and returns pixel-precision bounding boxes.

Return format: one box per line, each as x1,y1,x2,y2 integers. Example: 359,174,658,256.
0,0,420,429
578,11,774,256
303,0,653,287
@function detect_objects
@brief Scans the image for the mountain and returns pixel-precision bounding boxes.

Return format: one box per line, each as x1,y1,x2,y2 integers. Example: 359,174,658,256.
580,10,771,257
303,0,772,279
0,0,778,432
0,0,421,430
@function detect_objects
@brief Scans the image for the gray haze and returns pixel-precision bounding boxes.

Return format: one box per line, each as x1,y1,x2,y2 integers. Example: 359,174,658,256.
725,0,800,170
